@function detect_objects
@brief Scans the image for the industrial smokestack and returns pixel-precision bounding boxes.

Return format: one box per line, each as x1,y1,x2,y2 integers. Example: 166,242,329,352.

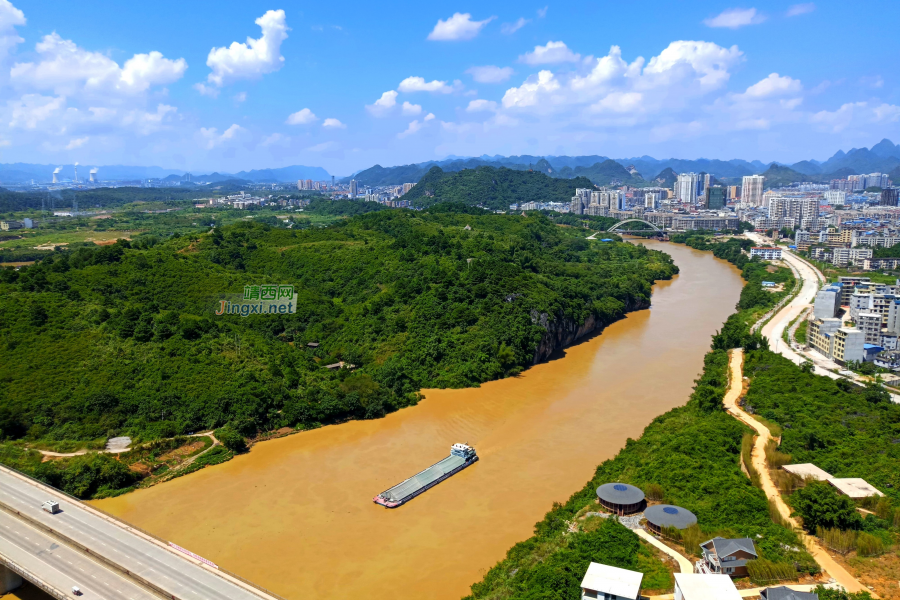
89,168,98,183
52,166,61,184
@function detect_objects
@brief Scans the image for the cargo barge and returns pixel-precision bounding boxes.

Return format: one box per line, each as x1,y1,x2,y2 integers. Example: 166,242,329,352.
373,443,478,508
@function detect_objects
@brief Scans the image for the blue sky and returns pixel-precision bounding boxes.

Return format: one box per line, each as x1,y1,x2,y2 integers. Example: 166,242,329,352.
1,0,898,175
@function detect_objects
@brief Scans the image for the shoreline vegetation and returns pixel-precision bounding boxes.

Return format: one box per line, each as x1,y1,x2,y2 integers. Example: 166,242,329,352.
462,233,845,600
0,204,677,499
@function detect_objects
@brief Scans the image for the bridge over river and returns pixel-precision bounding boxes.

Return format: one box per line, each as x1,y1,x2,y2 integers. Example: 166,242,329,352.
0,465,283,600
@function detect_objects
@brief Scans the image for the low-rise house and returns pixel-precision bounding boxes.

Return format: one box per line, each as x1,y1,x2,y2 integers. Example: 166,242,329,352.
750,247,783,260
673,573,741,600
579,562,643,600
697,537,757,577
874,350,900,371
760,587,819,600
0,221,23,231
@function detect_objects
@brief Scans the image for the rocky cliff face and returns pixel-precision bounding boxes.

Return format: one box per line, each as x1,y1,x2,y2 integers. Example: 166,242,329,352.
530,297,650,364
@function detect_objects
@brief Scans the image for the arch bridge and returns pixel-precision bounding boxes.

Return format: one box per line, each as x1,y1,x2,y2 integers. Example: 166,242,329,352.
606,218,668,234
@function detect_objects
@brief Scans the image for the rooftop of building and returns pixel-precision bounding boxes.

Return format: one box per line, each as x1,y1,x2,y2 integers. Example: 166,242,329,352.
596,483,645,505
580,562,643,599
760,586,819,600
828,478,884,498
702,537,758,561
644,504,698,529
674,573,741,600
783,464,833,481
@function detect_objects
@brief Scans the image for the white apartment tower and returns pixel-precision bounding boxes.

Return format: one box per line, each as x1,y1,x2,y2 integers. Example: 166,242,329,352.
349,179,358,199
675,173,700,204
741,175,766,206
768,197,820,224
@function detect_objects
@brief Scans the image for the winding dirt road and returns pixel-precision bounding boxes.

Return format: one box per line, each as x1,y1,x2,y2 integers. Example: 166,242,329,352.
724,348,873,596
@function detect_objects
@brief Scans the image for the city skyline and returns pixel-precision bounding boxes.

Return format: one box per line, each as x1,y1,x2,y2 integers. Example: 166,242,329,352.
0,0,898,174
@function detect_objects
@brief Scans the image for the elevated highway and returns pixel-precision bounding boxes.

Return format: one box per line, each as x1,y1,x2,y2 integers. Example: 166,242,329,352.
0,465,283,600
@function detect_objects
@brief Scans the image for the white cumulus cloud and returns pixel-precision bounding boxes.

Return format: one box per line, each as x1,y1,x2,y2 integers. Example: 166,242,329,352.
427,13,495,41
322,117,346,129
204,9,288,87
0,0,25,60
11,33,187,97
65,136,88,150
286,108,318,124
520,41,581,65
200,124,244,149
703,8,766,29
736,73,802,99
466,65,513,83
398,119,422,138
466,99,498,112
365,90,398,116
402,101,422,115
398,76,455,94
503,41,743,114
8,93,65,129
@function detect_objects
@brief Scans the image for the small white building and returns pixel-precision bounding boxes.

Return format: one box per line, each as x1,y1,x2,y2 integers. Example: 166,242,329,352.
750,247,783,261
782,464,833,481
674,573,741,600
580,562,643,600
827,478,884,499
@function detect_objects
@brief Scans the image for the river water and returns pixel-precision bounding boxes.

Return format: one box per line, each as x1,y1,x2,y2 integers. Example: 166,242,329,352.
92,241,743,600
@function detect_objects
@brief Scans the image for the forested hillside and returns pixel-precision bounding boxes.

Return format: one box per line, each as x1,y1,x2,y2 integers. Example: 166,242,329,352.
401,166,595,210
0,208,676,450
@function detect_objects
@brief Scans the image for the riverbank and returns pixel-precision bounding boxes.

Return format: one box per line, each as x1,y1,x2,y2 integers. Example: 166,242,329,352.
463,236,814,600
92,241,743,600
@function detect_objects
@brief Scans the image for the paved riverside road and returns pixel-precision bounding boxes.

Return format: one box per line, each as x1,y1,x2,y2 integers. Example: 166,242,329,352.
0,465,279,600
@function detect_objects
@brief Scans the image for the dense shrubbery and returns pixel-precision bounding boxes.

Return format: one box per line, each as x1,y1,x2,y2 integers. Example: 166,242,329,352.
0,211,676,460
792,481,863,532
744,351,900,500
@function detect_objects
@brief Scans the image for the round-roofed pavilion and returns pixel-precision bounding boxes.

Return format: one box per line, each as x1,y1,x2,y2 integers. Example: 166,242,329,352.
644,504,697,535
596,483,645,515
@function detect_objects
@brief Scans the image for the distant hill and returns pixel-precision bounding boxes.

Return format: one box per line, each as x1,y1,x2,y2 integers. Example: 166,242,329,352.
347,157,533,186
790,160,822,175
401,166,593,211
556,159,645,187
816,142,900,175
348,139,900,191
760,164,808,188
890,165,900,183
230,165,330,182
652,167,678,187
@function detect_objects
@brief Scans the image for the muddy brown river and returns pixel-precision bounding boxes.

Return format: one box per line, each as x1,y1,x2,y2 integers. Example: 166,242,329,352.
92,240,743,600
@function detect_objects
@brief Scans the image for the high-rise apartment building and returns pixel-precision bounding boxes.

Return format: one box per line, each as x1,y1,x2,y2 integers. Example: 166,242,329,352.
349,179,358,199
675,173,700,204
768,197,820,224
727,185,739,200
704,185,726,210
570,188,591,214
402,182,416,194
881,188,899,207
741,175,765,206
